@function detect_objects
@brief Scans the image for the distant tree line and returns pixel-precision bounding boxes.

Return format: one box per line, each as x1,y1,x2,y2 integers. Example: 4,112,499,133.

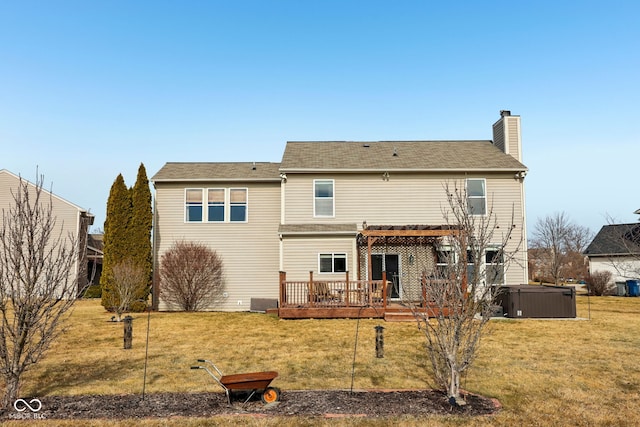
529,212,593,285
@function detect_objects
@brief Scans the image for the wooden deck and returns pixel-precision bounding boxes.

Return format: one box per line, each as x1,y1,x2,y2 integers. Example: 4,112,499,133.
278,271,444,321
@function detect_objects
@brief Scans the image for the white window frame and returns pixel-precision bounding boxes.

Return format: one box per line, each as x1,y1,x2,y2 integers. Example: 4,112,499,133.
318,253,347,273
436,244,504,285
313,179,335,218
229,187,248,223
184,187,249,223
435,248,453,278
207,188,226,222
485,247,505,285
185,188,204,222
466,178,487,216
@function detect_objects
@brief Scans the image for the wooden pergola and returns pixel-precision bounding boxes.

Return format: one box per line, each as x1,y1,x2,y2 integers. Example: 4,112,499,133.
277,224,464,320
357,224,461,282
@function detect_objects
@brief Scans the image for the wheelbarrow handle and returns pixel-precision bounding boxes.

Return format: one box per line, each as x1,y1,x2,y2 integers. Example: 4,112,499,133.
190,366,201,369
197,359,206,362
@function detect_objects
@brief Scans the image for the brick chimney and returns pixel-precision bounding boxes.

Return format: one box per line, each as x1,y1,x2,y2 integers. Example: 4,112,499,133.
492,110,522,162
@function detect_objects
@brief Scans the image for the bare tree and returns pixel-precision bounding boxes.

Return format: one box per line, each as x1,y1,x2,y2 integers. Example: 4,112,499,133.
0,174,85,408
408,182,521,404
159,241,225,311
530,212,592,284
104,259,147,321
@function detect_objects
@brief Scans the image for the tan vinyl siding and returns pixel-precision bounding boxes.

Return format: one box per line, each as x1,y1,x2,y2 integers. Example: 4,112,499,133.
282,237,354,282
282,172,527,285
284,172,523,225
154,181,281,311
0,171,86,293
506,116,522,162
492,119,505,153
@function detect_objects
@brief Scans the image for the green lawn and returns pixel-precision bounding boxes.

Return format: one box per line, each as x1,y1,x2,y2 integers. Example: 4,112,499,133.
6,295,640,426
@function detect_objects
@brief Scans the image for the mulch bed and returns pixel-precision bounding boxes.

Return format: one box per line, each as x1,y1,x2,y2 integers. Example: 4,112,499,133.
3,390,500,420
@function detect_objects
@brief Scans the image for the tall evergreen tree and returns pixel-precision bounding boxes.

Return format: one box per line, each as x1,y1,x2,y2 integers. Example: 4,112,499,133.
101,174,133,310
130,163,153,311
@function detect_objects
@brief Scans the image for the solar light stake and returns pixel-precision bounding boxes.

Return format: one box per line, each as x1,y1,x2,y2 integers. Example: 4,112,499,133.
375,325,385,358
124,316,133,349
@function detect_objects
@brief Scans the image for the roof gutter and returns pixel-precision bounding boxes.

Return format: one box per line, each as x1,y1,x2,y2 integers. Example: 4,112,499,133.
278,167,529,173
151,177,282,183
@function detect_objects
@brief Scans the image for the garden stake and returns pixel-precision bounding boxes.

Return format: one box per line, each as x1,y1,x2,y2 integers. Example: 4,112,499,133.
375,325,384,358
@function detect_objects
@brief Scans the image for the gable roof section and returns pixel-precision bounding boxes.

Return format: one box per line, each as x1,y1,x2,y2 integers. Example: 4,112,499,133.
0,169,93,220
584,224,640,256
151,162,282,182
280,141,527,172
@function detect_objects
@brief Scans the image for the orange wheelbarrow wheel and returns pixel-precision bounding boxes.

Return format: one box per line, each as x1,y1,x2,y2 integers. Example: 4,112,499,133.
261,387,281,403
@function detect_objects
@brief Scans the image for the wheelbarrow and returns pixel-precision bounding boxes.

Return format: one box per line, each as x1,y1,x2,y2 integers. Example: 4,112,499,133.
191,359,281,404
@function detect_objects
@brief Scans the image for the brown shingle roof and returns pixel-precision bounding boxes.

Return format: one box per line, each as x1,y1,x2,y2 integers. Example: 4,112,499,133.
280,141,526,171
151,162,281,182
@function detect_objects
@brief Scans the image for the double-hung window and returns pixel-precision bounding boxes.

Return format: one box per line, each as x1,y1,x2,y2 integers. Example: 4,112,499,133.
435,249,452,278
314,179,334,217
230,188,247,222
319,253,347,273
186,189,204,222
207,189,225,222
485,249,504,285
466,178,486,215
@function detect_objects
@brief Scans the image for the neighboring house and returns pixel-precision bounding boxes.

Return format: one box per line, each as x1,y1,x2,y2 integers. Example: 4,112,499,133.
584,221,640,288
87,233,104,288
151,111,529,314
0,169,95,295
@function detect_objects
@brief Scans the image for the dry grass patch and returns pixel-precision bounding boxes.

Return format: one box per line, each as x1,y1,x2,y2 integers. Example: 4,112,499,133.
6,296,640,426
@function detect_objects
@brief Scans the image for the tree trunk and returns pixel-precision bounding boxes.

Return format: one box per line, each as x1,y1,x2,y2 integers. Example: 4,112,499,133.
449,366,460,399
3,373,21,409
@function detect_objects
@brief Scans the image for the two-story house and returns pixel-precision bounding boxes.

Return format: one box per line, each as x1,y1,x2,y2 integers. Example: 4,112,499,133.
151,111,528,317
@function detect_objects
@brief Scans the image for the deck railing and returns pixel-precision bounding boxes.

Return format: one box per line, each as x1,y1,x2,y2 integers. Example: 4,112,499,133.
279,271,387,309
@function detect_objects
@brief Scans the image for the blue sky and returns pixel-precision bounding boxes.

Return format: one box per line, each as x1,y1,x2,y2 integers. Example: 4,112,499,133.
1,1,638,235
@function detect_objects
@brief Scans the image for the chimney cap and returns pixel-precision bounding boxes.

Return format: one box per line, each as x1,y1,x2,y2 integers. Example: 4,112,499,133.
500,110,511,117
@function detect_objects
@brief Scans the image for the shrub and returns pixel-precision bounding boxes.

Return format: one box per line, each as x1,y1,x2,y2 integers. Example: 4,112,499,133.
159,241,225,311
588,271,614,296
83,284,102,298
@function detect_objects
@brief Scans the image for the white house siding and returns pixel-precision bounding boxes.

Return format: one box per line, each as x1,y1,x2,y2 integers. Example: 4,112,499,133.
281,236,355,282
589,256,640,285
282,172,527,285
153,181,281,311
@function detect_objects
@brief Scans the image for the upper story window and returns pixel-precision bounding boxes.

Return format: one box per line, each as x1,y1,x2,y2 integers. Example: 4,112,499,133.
314,179,334,217
230,188,248,222
207,189,225,222
319,253,347,273
186,189,204,222
186,188,248,223
466,178,486,216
